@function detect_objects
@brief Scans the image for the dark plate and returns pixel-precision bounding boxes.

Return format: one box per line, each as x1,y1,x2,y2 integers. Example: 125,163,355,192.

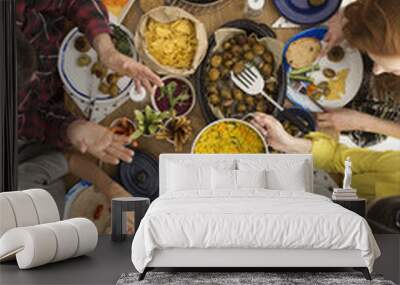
118,150,159,201
273,0,342,26
194,19,285,124
278,107,316,137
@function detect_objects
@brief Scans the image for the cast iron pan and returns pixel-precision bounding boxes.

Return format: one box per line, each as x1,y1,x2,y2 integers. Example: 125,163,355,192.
117,150,159,201
194,19,286,124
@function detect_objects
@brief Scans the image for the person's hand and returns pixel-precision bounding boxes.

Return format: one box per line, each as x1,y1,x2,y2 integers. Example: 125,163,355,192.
251,113,295,152
102,50,163,92
321,11,346,56
67,120,134,165
316,108,364,132
251,113,313,153
93,33,163,93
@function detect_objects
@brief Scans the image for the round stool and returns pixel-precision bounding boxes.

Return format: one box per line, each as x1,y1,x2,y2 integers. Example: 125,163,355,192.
111,197,150,242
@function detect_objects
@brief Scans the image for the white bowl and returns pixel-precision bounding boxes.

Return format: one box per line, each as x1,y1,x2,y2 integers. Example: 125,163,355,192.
191,118,268,154
151,75,196,117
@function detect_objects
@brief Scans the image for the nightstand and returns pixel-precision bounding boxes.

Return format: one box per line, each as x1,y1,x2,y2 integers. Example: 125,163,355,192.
332,199,366,217
111,197,150,242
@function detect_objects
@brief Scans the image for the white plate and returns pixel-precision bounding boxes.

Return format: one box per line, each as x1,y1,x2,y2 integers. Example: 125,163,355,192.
287,43,364,112
58,25,137,102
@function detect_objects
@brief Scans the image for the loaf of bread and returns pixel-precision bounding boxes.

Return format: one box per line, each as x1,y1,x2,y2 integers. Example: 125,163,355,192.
285,37,321,69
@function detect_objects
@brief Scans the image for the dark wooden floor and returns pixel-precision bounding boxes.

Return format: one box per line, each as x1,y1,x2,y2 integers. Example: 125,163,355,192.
0,235,399,285
0,236,135,285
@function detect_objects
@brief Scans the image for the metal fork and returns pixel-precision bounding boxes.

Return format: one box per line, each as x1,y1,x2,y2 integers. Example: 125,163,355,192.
231,64,311,133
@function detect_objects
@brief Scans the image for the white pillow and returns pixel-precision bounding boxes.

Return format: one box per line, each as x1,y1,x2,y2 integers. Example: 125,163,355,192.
212,168,237,190
167,163,211,191
211,169,268,190
166,159,236,192
237,159,308,191
236,169,267,189
266,168,306,191
166,158,236,170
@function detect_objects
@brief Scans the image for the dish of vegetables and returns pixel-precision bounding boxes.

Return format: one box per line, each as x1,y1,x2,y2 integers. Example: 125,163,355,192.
192,119,267,154
283,27,364,111
152,76,195,117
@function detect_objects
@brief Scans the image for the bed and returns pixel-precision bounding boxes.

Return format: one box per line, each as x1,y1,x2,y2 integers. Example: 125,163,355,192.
131,154,380,280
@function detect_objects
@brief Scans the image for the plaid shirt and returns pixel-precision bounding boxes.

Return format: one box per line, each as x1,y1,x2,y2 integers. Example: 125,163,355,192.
16,0,111,149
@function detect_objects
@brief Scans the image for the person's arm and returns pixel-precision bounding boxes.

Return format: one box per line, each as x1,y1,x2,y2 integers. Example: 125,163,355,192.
321,0,361,55
22,96,133,164
359,114,400,139
19,84,134,164
306,132,399,200
18,101,76,150
252,113,400,199
250,113,312,154
18,75,134,163
251,113,400,174
92,34,163,92
64,0,111,45
66,120,134,165
63,0,162,91
21,102,134,164
305,132,400,175
317,108,400,139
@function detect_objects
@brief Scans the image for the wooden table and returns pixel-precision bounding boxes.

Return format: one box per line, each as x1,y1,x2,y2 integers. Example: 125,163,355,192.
65,0,302,178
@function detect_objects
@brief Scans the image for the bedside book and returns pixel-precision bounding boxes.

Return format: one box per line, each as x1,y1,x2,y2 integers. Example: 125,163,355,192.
332,196,359,201
332,188,358,200
333,192,357,196
333,189,357,193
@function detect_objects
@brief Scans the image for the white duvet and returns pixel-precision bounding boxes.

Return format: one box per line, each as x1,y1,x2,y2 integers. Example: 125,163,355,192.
131,190,380,273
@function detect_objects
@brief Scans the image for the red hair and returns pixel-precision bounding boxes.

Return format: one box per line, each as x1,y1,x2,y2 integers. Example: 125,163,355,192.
344,0,400,56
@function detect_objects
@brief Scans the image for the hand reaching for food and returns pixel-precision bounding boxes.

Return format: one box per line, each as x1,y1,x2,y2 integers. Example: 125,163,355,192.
67,120,134,165
106,51,163,93
93,33,163,93
321,11,347,56
251,113,312,154
251,113,296,152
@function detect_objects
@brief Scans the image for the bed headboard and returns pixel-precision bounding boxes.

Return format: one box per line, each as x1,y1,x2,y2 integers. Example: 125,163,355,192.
159,154,314,195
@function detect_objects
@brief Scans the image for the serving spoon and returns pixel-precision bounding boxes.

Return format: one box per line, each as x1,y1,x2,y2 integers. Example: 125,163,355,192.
231,64,312,133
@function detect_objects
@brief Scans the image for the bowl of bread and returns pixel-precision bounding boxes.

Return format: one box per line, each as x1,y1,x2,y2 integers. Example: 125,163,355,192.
134,6,208,76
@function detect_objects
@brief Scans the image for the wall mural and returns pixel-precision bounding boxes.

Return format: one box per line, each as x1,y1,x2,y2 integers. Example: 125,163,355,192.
3,0,400,235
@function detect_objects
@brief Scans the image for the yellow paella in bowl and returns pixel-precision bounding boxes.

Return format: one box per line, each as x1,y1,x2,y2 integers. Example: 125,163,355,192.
192,119,268,154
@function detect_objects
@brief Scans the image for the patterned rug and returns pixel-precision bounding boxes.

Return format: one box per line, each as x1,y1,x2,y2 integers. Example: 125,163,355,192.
116,271,395,285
